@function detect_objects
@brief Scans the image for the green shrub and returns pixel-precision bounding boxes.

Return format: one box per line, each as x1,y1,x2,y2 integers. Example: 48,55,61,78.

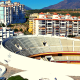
67,35,76,37
7,75,28,80
14,28,18,32
0,23,5,27
24,31,32,35
20,28,23,32
7,24,14,27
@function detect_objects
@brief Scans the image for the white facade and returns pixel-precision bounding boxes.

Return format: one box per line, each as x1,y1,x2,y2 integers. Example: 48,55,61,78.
0,27,14,42
1,35,80,80
32,13,80,37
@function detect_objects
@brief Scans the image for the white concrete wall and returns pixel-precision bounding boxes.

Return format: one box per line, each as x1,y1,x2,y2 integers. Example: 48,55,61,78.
39,14,45,18
53,15,58,19
1,36,80,80
11,71,74,80
36,20,38,35
1,43,80,76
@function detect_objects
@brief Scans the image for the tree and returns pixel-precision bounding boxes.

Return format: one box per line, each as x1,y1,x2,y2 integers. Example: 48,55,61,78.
20,28,23,32
7,75,28,80
7,24,14,27
0,23,5,27
2,23,5,27
14,28,18,32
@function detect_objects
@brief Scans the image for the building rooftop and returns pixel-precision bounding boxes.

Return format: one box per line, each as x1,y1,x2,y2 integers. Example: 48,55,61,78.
39,12,44,14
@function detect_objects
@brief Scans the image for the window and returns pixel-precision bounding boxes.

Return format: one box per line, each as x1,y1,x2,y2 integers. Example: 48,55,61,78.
47,57,51,61
43,41,47,46
48,23,51,25
58,54,62,56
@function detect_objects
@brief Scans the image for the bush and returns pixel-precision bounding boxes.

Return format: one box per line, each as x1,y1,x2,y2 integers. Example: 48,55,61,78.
7,24,14,27
67,35,76,37
7,75,28,80
14,28,18,32
24,31,32,35
20,28,23,32
0,23,5,27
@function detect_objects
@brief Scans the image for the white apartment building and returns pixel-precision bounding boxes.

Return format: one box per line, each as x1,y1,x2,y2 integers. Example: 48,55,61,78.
0,0,26,25
32,12,80,37
0,27,14,42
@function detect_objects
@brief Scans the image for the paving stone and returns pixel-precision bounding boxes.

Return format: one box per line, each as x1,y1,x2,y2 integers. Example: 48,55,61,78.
0,62,24,79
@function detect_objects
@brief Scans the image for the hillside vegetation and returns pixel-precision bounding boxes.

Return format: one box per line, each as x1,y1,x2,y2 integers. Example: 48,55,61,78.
26,9,80,17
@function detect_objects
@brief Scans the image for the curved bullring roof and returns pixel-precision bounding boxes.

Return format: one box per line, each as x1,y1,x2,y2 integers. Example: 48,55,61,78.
2,35,80,57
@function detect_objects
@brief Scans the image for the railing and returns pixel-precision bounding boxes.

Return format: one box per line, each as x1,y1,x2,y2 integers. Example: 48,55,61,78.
39,22,45,24
39,27,45,30
73,26,77,27
53,56,80,61
47,25,52,27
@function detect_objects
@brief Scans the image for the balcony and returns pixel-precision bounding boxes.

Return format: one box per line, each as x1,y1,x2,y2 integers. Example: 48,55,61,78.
69,22,72,24
67,26,72,28
39,32,45,35
68,33,73,35
39,25,45,27
56,22,59,24
73,22,77,24
55,26,59,28
47,25,52,27
56,29,59,30
60,26,66,27
39,27,45,30
56,31,59,33
54,24,59,26
60,30,66,33
60,28,66,30
47,20,52,22
47,32,52,34
73,31,77,33
39,22,45,24
73,26,77,27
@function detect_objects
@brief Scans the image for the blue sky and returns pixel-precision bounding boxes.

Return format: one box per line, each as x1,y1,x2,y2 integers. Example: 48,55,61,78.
11,0,63,9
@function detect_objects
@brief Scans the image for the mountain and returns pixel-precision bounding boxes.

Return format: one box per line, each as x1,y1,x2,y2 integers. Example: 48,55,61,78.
43,0,80,9
25,6,32,10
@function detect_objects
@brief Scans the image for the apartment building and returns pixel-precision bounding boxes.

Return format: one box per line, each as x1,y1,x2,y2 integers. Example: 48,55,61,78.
0,0,26,25
0,27,14,42
29,12,80,37
29,13,39,33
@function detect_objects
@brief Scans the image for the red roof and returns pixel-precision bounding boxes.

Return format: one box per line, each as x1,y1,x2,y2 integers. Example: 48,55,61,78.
59,16,64,18
46,15,48,18
34,18,59,20
53,13,58,15
39,12,44,14
66,13,70,15
34,18,80,21
78,16,80,19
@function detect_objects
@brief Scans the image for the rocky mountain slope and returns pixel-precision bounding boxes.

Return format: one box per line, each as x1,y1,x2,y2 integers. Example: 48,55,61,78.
43,0,80,9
